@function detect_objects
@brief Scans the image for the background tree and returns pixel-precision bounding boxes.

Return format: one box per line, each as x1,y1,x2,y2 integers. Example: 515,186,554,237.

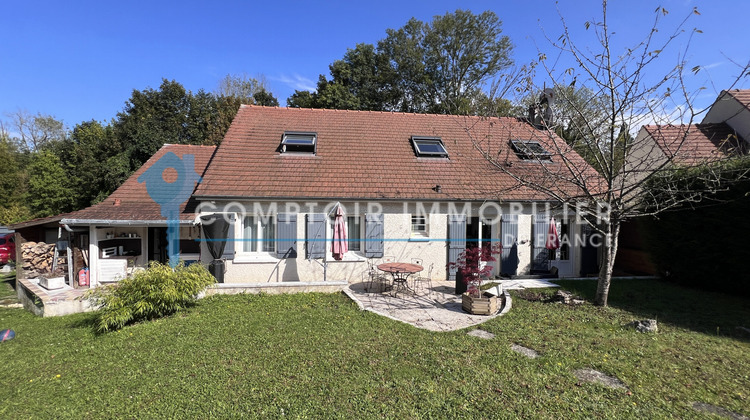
216,73,279,106
4,110,66,152
471,2,749,306
0,131,31,225
26,149,74,217
288,10,514,115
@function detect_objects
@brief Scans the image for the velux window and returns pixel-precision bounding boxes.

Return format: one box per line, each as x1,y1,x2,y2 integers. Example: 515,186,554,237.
281,131,316,154
412,136,448,158
510,140,552,161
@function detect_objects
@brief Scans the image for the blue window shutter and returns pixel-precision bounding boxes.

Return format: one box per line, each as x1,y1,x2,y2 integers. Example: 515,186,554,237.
500,214,518,276
364,214,384,258
276,213,297,259
306,214,326,259
447,214,466,281
532,215,550,271
222,213,236,260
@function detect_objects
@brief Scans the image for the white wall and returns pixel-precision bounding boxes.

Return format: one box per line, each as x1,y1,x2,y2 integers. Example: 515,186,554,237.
198,200,579,284
703,93,750,143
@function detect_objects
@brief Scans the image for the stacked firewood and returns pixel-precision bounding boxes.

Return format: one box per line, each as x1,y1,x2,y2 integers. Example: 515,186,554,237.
21,242,65,278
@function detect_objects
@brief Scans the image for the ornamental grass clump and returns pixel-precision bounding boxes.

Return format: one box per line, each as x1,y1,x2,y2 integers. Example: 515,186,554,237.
87,262,215,332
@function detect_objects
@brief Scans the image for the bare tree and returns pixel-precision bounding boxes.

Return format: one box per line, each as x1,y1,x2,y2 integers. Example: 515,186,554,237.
4,109,66,152
469,1,749,306
216,73,274,104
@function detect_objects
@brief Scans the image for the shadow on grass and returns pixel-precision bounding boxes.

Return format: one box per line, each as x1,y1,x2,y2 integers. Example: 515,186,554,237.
555,278,750,341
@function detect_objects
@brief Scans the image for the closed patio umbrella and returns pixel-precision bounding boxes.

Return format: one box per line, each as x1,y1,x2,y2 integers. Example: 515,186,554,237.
546,217,560,250
332,204,348,260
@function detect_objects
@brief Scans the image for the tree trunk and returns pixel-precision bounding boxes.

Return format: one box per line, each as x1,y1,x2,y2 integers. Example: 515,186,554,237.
595,220,620,307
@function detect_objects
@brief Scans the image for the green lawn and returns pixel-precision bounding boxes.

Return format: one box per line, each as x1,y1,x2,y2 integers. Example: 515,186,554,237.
0,279,747,418
0,271,16,303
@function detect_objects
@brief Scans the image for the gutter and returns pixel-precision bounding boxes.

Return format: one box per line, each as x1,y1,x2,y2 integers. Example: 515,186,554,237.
60,219,196,226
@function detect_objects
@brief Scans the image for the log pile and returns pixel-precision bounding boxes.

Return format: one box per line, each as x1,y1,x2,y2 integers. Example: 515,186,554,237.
21,242,66,278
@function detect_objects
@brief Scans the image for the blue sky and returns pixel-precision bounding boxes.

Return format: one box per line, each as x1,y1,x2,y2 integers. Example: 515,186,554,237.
1,0,747,128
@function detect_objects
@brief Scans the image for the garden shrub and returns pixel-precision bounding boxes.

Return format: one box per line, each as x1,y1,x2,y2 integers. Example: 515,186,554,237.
87,262,215,332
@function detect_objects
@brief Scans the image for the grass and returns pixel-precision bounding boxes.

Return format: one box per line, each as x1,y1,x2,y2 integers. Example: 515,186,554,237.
0,270,17,303
0,279,747,418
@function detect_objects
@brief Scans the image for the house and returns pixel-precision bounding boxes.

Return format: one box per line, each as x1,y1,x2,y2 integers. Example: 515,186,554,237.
14,105,605,315
615,89,749,275
191,105,602,286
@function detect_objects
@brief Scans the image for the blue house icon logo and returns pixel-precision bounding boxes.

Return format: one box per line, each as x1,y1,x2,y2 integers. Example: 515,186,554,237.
137,152,201,267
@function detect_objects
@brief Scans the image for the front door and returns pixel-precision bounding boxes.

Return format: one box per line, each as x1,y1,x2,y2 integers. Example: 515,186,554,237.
549,219,574,277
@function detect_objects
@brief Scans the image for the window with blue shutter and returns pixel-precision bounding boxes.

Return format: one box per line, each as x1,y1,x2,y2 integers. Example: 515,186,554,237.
222,213,236,260
276,213,297,258
364,214,384,258
447,214,466,281
306,214,326,259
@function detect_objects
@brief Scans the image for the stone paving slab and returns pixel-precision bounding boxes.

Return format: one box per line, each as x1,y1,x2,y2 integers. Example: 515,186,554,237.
499,279,560,290
511,343,540,358
344,280,512,332
573,368,627,390
467,329,496,339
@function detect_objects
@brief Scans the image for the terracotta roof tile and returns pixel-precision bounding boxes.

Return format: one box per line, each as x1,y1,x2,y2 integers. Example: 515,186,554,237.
194,106,602,201
643,123,743,165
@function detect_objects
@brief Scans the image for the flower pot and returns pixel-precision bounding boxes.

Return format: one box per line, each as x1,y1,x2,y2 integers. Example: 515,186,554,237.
461,292,498,315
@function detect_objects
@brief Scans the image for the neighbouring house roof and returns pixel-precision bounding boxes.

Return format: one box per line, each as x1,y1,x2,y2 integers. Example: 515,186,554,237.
61,144,217,225
194,105,602,201
724,89,750,112
642,123,744,166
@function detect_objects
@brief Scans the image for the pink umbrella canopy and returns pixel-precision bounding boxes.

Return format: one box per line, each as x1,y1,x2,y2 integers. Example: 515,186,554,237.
545,217,560,250
332,204,348,260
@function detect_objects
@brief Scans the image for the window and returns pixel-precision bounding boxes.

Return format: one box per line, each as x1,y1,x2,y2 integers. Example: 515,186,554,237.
242,216,275,253
411,215,428,237
329,215,362,252
281,131,316,154
510,140,552,160
412,136,448,158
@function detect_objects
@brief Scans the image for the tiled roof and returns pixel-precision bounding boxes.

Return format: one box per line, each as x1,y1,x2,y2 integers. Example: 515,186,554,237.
643,123,743,165
63,144,216,223
194,106,603,201
725,89,750,112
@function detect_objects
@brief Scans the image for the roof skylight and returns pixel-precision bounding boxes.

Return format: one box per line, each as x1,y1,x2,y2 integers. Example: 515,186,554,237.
412,136,448,158
510,140,552,160
281,131,317,154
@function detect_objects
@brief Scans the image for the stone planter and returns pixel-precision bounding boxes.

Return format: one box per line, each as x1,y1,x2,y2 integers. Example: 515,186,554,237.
461,292,498,315
39,276,65,290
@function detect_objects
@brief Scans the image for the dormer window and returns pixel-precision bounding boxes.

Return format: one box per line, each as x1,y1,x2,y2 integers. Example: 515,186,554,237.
412,136,448,158
510,140,552,161
281,131,317,154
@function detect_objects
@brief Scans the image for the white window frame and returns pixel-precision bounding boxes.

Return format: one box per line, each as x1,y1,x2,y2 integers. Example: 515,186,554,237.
239,215,276,256
410,214,429,239
327,214,366,261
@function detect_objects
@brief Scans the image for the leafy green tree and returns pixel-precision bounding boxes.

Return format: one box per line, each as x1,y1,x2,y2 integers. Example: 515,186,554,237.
252,89,280,107
288,10,513,115
26,149,74,217
0,133,31,224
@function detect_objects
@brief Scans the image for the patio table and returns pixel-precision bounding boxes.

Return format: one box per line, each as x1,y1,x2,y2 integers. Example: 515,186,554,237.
377,262,423,297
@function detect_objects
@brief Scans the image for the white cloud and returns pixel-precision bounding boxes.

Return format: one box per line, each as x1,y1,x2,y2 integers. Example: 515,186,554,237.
273,74,317,92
